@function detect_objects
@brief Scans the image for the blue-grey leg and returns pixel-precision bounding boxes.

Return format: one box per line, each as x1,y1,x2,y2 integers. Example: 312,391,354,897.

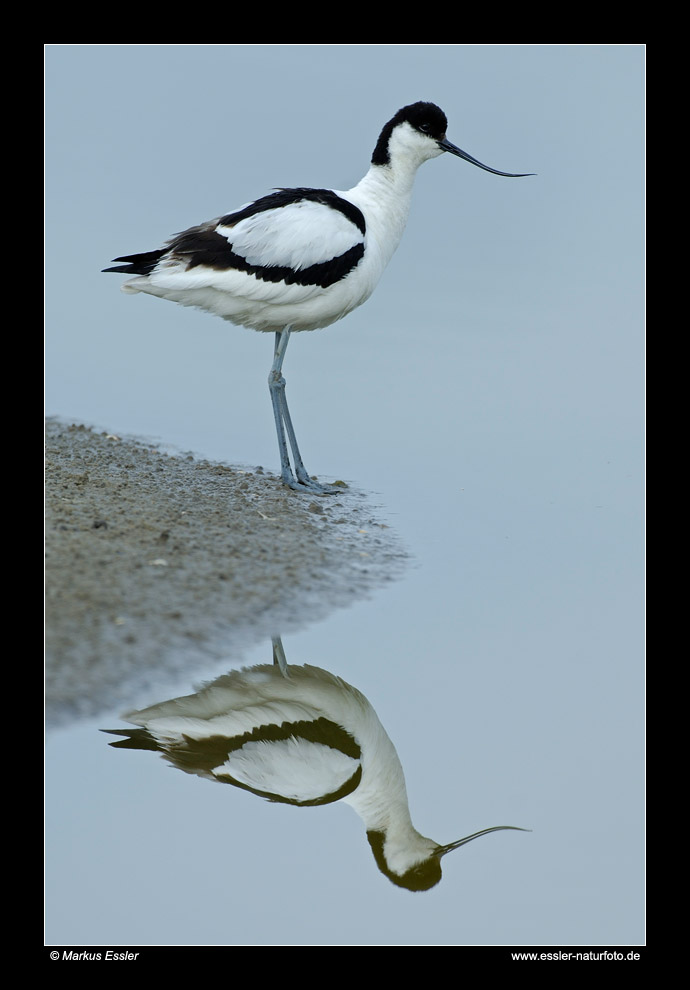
271,636,289,678
268,327,339,493
269,329,294,486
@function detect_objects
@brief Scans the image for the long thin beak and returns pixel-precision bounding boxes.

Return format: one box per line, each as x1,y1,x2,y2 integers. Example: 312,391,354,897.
438,825,531,857
440,137,535,177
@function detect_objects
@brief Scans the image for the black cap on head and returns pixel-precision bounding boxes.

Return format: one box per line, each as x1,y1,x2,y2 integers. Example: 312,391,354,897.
372,102,448,166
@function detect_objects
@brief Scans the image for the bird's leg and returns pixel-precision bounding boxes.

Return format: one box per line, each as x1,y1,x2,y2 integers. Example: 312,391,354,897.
271,636,290,678
272,329,311,482
269,329,296,487
268,328,339,494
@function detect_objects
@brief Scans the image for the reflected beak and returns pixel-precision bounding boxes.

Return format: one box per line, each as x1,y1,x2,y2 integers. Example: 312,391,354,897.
438,825,531,857
440,137,535,178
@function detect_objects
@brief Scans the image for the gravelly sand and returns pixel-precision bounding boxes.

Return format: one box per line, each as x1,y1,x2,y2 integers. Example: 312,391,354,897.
45,419,405,724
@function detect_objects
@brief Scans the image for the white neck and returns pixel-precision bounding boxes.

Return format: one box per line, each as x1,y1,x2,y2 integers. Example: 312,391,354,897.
343,164,416,277
340,707,439,873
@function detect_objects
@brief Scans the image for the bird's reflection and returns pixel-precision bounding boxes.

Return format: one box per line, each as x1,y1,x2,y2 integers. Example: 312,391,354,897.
105,637,527,891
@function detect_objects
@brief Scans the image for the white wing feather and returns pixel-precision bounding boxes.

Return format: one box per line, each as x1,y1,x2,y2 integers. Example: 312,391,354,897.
218,200,362,270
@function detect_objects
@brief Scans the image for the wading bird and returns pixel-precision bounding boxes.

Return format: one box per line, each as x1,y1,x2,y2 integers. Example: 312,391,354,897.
104,102,531,492
106,638,528,890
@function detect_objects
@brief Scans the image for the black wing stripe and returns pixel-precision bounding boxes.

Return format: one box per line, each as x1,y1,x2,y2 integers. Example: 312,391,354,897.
219,187,366,237
106,717,361,765
165,227,364,288
104,226,365,288
177,717,362,768
215,764,363,806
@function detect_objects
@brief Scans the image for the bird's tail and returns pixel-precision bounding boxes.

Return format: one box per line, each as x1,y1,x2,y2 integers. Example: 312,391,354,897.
102,249,166,276
102,728,159,750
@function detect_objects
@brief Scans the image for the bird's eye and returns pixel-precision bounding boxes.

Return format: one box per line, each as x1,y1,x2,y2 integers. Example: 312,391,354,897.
419,123,431,133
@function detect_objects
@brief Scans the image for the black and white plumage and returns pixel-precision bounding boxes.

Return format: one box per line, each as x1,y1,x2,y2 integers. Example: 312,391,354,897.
104,102,531,492
105,638,528,891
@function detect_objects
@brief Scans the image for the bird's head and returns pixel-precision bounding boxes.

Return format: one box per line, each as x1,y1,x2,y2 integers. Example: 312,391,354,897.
373,101,534,177
367,824,530,892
